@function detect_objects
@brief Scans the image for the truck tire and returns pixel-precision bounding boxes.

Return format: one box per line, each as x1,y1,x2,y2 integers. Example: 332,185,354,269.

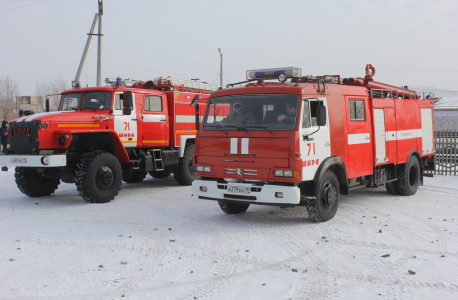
149,167,174,179
122,171,147,183
218,201,250,214
397,156,420,196
75,151,122,203
174,144,200,186
306,170,339,222
15,167,60,197
385,169,399,195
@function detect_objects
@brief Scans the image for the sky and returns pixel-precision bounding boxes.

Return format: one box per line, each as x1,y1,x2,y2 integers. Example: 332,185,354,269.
1,0,457,96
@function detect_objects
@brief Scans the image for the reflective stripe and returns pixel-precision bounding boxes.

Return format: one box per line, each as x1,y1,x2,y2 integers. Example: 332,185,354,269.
143,115,166,122
241,138,249,154
57,124,100,128
143,140,166,143
231,138,238,154
347,133,370,145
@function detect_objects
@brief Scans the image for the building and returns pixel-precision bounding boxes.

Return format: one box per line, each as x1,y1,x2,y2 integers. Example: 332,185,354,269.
16,96,44,115
434,97,458,130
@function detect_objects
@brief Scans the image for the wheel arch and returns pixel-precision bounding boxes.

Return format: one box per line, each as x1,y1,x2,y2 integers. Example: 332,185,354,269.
407,149,423,186
69,132,129,163
313,157,348,195
179,135,196,157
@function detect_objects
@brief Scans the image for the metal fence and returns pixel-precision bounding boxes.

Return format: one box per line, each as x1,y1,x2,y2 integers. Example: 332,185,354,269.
432,130,458,176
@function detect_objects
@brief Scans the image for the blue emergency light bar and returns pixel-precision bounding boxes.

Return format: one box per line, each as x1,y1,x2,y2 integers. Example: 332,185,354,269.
246,67,302,81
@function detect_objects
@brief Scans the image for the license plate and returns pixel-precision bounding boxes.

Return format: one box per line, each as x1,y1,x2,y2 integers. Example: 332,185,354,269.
227,186,250,194
11,158,27,164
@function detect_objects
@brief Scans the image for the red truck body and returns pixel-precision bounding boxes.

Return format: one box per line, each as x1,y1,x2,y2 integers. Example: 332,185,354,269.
192,66,435,221
1,77,218,203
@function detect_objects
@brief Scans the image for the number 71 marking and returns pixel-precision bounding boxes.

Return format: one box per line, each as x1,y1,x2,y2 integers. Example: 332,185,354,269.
307,143,315,156
124,122,130,131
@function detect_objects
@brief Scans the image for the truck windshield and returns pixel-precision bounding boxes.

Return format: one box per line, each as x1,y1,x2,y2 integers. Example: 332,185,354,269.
59,93,81,111
203,94,299,130
80,92,112,110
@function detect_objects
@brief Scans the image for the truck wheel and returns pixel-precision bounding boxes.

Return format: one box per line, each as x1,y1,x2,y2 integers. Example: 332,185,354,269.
15,167,60,197
149,167,173,178
385,169,399,195
75,151,122,203
218,201,250,214
122,171,147,183
174,144,200,186
306,170,339,222
397,156,420,196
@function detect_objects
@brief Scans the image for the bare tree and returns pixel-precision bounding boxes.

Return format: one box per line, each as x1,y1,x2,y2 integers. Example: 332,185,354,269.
0,75,20,121
35,77,70,111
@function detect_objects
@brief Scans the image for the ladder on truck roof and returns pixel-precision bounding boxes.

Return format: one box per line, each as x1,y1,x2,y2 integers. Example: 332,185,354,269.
154,77,221,92
105,77,221,92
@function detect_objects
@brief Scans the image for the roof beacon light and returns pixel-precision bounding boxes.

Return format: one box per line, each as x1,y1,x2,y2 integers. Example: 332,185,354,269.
72,80,81,89
246,67,301,81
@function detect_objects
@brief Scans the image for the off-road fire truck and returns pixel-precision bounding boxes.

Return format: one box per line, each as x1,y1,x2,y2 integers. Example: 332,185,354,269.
191,65,436,222
0,77,219,203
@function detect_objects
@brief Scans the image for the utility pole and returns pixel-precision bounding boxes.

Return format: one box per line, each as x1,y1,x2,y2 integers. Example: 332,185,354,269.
218,48,223,87
74,13,99,82
96,0,103,87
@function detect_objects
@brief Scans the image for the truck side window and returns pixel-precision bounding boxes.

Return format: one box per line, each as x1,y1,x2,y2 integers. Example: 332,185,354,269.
349,100,365,121
145,96,162,112
302,100,311,128
114,94,123,110
309,100,324,126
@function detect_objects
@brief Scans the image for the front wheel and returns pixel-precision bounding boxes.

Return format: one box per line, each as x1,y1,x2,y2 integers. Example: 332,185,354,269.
218,201,250,214
15,167,60,197
397,156,420,196
75,151,122,203
174,144,200,185
306,170,339,222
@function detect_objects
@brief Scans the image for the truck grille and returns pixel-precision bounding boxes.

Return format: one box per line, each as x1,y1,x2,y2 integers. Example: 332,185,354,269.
224,168,258,176
9,121,41,154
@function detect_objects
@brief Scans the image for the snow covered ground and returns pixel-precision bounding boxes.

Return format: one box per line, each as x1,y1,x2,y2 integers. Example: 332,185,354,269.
0,171,457,300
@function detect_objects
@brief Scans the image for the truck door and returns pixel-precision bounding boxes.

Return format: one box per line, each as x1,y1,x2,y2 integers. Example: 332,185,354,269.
299,98,331,181
345,97,372,178
141,95,169,147
113,92,138,148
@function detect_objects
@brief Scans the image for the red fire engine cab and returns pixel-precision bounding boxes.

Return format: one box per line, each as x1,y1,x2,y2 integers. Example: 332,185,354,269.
192,65,435,222
0,77,218,203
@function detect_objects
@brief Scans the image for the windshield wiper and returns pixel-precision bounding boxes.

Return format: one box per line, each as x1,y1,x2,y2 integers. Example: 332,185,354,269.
236,127,251,135
245,125,275,136
80,105,96,112
206,124,228,135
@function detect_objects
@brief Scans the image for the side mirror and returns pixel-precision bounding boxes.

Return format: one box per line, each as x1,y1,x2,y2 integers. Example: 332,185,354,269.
195,103,200,131
18,110,23,117
316,106,327,126
46,98,50,112
123,91,133,115
190,95,199,107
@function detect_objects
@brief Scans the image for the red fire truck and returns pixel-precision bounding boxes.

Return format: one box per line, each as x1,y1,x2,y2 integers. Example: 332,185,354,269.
191,65,436,222
0,77,218,203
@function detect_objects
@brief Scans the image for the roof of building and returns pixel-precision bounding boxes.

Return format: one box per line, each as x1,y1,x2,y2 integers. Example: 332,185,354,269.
434,97,458,110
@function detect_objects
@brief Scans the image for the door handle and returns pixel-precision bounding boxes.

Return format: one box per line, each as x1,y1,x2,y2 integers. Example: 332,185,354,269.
325,142,330,146
365,136,370,140
131,119,137,121
160,119,166,122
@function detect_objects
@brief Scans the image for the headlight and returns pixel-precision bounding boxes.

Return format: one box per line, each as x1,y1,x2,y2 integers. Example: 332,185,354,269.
275,170,284,177
197,166,211,173
284,170,293,177
41,156,50,165
58,136,66,146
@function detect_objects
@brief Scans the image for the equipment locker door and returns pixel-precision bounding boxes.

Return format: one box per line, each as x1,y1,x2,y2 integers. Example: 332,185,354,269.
141,95,169,147
346,97,372,178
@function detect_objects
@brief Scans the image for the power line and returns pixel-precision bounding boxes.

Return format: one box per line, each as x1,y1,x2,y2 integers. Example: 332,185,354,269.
225,57,458,73
0,0,24,7
0,0,47,13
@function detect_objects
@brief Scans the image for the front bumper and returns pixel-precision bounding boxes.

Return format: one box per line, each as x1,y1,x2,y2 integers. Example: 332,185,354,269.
192,180,301,205
0,154,67,168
